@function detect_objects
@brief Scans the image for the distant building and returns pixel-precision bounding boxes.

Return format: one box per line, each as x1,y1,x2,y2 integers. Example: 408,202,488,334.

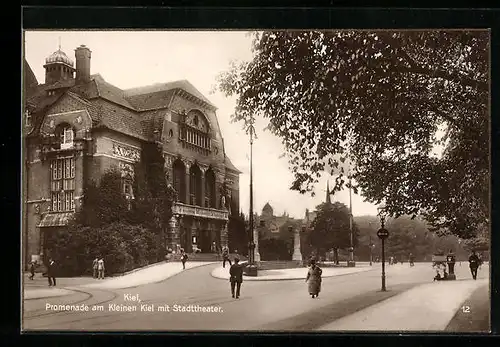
22,44,240,269
256,202,299,241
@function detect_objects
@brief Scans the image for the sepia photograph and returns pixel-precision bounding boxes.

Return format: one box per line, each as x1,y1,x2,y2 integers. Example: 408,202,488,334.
21,29,490,332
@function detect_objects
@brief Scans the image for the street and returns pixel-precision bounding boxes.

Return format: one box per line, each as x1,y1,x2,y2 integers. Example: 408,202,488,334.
22,262,489,332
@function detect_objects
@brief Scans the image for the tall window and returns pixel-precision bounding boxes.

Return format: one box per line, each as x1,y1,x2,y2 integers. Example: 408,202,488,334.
190,165,202,206
205,169,216,208
51,157,75,212
173,160,186,203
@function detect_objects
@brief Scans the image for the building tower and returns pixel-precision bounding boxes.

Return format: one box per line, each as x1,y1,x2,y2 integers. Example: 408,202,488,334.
43,42,75,84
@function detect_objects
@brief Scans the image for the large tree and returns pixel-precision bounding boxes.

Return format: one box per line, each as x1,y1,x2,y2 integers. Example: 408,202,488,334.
310,201,359,263
216,30,489,239
133,143,176,259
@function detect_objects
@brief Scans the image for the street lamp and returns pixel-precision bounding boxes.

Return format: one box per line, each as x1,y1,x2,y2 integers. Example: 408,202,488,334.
246,122,258,276
347,170,355,267
377,204,389,292
369,235,375,266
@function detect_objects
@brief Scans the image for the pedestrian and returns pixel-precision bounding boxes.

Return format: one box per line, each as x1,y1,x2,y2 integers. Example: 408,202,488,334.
306,258,323,298
92,256,99,278
229,257,243,299
469,250,480,280
97,257,105,279
47,258,56,287
409,253,415,267
29,261,36,280
180,249,188,270
222,247,232,268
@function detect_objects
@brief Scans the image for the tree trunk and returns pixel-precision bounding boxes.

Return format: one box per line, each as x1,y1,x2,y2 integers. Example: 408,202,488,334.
334,248,339,265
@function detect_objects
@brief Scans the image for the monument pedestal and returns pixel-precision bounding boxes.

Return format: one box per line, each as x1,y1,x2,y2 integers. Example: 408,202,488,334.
292,228,302,262
253,227,261,263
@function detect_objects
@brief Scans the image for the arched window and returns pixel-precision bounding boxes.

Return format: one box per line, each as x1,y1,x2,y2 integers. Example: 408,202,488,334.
173,159,186,203
179,110,211,155
189,164,202,206
205,168,216,208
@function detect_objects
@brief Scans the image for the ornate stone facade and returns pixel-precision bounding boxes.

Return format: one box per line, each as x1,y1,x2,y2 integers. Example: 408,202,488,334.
22,44,241,269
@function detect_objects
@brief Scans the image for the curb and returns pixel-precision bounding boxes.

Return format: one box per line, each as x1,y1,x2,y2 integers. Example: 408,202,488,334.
210,267,375,281
23,288,78,301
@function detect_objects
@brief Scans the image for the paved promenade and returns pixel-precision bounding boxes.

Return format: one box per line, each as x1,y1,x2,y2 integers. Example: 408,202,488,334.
318,276,488,331
211,264,374,281
24,261,215,299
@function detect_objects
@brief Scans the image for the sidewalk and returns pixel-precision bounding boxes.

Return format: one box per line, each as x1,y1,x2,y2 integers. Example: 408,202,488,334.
24,261,216,299
81,261,215,290
317,278,488,331
24,287,75,300
211,264,374,281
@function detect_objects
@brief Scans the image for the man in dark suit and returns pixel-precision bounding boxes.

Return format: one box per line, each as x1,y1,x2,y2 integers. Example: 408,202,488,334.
229,257,243,299
469,250,480,280
47,258,56,287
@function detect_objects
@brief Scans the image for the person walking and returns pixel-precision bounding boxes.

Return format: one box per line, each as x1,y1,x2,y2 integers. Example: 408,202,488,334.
229,257,243,299
222,247,232,268
29,261,36,280
47,258,56,287
92,257,99,278
409,253,415,267
306,258,323,298
180,249,188,270
469,250,480,280
97,257,105,279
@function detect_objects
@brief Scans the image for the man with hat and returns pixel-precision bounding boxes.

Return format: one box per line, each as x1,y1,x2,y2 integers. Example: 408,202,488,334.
229,257,244,299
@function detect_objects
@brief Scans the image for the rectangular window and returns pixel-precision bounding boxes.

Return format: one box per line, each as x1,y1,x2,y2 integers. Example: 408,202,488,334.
50,157,76,212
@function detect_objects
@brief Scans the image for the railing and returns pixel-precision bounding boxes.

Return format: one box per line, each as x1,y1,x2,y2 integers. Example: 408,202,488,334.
172,202,228,220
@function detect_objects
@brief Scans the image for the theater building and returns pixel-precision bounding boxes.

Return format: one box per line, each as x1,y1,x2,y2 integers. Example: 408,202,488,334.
22,44,241,268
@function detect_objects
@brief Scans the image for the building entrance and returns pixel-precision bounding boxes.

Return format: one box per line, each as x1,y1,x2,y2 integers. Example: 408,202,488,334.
198,230,213,253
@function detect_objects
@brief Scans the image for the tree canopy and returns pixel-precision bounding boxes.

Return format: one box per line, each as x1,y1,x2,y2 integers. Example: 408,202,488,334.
309,201,359,256
216,30,489,239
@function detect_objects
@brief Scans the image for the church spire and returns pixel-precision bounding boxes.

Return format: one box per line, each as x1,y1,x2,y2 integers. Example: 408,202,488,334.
326,181,332,204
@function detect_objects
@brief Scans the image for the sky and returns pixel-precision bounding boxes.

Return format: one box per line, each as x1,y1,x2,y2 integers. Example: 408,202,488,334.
24,30,381,219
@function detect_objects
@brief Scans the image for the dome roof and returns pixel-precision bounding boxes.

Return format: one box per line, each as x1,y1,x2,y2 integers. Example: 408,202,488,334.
45,49,74,67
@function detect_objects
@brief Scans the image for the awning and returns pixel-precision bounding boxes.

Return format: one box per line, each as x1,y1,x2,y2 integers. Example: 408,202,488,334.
37,212,74,228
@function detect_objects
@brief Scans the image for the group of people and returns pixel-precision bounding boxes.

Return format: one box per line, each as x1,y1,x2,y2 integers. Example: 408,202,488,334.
27,258,57,286
92,256,106,279
433,250,484,281
222,250,324,300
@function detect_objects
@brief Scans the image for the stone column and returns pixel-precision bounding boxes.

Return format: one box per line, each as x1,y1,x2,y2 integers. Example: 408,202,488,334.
253,226,261,262
167,215,180,252
292,227,302,261
182,159,192,205
199,164,208,207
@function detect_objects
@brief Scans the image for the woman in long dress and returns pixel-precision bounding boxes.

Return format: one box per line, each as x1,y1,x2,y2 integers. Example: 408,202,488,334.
306,259,323,298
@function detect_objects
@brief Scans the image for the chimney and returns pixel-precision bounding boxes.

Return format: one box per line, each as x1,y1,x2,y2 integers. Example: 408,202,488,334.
75,45,91,84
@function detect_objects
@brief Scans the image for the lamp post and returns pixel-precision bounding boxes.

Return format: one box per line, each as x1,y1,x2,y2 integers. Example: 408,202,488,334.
246,122,258,276
369,235,374,266
377,205,389,292
347,173,356,267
